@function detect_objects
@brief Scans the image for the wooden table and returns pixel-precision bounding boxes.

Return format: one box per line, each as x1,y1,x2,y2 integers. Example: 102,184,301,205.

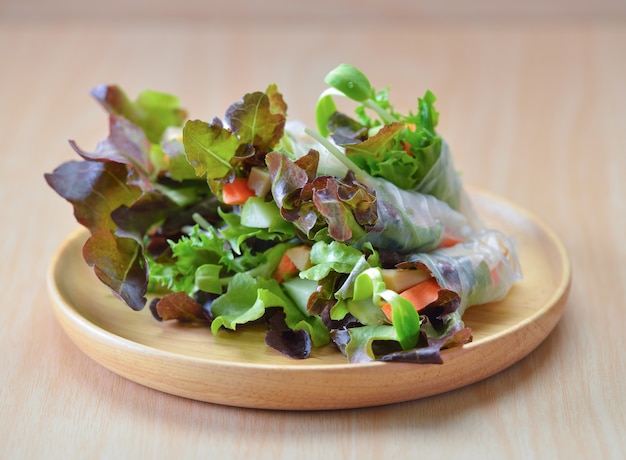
2,2,625,458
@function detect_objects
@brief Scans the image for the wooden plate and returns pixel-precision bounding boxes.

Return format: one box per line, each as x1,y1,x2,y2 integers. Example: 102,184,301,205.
46,189,571,410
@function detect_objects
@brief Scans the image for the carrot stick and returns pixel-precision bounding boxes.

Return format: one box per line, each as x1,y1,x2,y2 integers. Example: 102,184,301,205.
274,252,298,283
382,277,441,322
438,235,464,248
222,177,256,205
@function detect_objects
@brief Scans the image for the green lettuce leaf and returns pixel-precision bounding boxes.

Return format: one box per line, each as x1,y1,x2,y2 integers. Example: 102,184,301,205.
147,221,294,299
333,325,399,363
147,224,230,295
183,85,287,187
332,266,419,348
160,136,204,181
299,240,364,281
210,273,329,347
183,118,241,181
218,206,295,256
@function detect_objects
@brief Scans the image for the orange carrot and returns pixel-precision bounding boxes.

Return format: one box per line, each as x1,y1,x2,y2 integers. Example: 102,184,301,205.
222,178,256,205
439,233,464,248
382,277,441,322
490,266,500,285
274,252,298,283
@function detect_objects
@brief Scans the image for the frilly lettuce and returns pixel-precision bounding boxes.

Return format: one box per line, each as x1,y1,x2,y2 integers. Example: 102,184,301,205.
209,272,330,352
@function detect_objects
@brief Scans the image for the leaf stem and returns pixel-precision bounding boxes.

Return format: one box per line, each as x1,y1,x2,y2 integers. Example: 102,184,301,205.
362,99,398,124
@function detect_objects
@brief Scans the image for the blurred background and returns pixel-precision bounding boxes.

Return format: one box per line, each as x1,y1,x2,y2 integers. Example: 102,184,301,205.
3,0,626,23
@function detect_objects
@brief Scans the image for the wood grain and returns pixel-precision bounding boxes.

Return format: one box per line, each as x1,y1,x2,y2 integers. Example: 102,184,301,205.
1,7,625,459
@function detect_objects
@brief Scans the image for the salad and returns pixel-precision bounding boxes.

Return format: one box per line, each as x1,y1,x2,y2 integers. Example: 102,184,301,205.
45,64,522,364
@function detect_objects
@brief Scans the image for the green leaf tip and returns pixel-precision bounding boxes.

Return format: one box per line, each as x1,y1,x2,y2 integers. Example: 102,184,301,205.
324,64,372,102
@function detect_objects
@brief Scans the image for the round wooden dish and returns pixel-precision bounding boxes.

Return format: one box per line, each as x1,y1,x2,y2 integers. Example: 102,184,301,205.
46,189,571,410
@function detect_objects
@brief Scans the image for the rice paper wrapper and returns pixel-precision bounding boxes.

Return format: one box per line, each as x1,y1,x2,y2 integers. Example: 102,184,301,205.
400,230,523,316
415,140,482,229
362,180,474,254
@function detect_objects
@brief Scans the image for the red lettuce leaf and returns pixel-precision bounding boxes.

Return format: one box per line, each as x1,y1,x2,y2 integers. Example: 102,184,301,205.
344,121,404,152
264,309,312,359
266,150,310,206
306,271,346,315
44,160,142,233
307,177,358,242
45,85,199,315
265,83,288,118
326,112,369,144
111,190,180,242
183,86,287,185
266,150,378,243
45,160,152,311
225,85,286,152
419,289,461,328
150,291,208,322
69,115,155,188
83,229,148,311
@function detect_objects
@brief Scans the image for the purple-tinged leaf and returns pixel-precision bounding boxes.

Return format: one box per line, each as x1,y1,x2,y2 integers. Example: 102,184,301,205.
267,150,378,243
151,291,209,322
343,121,404,157
419,289,461,328
225,88,286,151
70,115,154,187
264,310,312,359
83,230,148,311
44,160,141,233
266,150,310,207
265,83,288,117
327,112,369,145
111,190,179,242
306,271,345,315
